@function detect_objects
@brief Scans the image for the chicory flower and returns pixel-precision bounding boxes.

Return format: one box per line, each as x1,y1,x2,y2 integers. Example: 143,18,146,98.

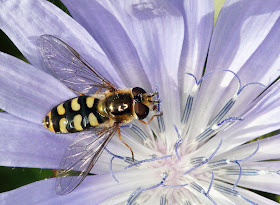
0,0,280,204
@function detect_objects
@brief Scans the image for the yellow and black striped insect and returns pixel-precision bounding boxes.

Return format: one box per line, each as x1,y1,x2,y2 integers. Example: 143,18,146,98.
39,35,161,195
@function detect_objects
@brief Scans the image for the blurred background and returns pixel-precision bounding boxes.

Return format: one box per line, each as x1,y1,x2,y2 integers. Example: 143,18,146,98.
0,0,279,202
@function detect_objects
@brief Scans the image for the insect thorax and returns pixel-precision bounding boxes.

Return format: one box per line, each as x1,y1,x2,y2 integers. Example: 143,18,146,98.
105,92,135,123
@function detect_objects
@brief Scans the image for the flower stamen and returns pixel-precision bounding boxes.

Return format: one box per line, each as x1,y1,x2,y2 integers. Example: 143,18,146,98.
184,139,223,175
155,83,165,133
126,187,142,205
214,184,258,205
129,124,148,141
127,172,169,204
162,183,188,188
207,171,214,195
196,117,244,142
109,156,119,183
229,140,260,189
160,194,167,205
190,182,217,205
104,147,125,183
173,123,183,160
125,154,172,169
237,82,265,95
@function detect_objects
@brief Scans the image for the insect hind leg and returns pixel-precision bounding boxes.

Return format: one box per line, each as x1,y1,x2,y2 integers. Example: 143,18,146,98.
118,128,134,161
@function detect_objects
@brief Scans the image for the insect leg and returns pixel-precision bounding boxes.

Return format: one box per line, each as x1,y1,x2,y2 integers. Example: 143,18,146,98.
94,87,103,95
138,112,163,125
118,128,134,161
68,87,85,96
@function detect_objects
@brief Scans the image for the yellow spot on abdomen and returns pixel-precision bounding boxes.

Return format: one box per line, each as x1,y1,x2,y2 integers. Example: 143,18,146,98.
59,118,68,133
57,103,65,115
71,98,80,111
86,97,95,108
73,114,83,131
89,113,99,127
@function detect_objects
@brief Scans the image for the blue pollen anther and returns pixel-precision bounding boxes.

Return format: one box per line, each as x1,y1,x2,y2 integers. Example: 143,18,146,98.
214,184,258,205
190,182,217,205
122,124,148,141
124,157,139,165
181,94,193,124
173,123,183,160
126,172,189,204
184,139,223,175
209,98,237,126
217,117,244,127
126,188,142,205
196,117,244,142
155,82,165,133
160,194,167,205
127,172,169,203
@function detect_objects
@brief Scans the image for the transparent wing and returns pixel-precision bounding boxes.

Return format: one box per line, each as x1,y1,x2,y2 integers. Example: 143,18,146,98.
56,125,120,195
38,35,116,94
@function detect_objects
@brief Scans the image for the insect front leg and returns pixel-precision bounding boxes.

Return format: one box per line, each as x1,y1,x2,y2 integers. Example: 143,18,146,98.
118,128,134,161
138,112,163,125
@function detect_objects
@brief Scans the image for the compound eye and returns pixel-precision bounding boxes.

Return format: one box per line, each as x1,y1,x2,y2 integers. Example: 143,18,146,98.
132,87,146,96
135,102,149,120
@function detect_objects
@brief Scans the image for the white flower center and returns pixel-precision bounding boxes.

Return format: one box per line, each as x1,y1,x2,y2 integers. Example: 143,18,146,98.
108,71,264,204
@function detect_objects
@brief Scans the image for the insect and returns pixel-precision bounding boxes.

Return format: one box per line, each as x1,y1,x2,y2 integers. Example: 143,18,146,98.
38,35,161,195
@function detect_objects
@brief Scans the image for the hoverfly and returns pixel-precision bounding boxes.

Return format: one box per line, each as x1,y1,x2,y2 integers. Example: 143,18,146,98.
38,35,161,195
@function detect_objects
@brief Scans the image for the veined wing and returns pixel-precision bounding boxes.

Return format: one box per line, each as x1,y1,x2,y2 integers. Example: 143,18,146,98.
56,125,120,195
38,35,116,94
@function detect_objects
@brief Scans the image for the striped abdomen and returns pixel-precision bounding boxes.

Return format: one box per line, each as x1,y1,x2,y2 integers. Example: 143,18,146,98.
43,96,108,133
